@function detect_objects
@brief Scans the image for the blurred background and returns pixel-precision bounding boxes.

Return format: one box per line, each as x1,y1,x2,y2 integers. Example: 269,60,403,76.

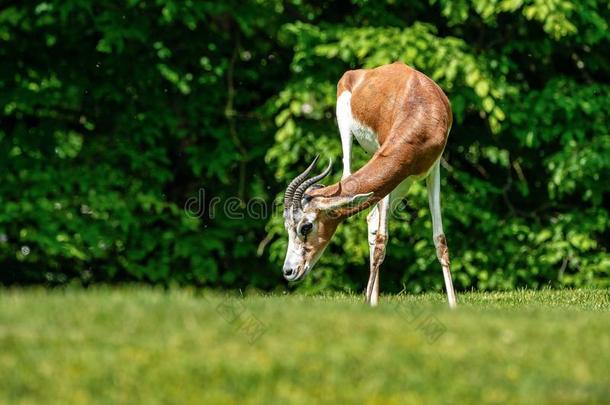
0,1,608,292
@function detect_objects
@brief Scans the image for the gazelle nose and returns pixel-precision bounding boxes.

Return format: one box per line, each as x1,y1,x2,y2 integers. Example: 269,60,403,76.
283,267,295,278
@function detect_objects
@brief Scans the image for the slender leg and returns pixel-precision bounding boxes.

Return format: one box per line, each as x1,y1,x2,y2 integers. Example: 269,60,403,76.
426,161,457,308
366,195,390,306
336,92,353,179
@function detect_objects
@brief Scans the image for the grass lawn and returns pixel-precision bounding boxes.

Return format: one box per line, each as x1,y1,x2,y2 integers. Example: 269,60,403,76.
0,288,609,403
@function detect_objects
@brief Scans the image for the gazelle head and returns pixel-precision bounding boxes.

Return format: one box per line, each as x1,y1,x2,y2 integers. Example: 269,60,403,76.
282,156,372,282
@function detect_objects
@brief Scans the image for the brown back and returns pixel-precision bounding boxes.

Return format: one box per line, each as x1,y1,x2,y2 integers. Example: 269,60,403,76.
311,62,452,217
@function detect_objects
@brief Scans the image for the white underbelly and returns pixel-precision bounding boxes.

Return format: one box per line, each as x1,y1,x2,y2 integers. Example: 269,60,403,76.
337,91,381,155
337,90,434,201
351,120,380,154
390,173,426,200
390,160,438,200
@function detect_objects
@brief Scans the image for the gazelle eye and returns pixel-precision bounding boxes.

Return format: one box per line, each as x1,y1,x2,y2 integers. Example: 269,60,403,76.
299,222,313,236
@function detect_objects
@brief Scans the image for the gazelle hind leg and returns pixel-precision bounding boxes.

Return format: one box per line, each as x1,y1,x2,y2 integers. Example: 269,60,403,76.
426,160,457,308
336,92,353,179
366,195,390,306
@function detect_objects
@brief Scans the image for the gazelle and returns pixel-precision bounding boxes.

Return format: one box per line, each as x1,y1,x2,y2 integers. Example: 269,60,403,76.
282,61,457,308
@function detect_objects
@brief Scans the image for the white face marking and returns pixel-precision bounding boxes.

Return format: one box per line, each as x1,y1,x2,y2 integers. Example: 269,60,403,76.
282,210,320,281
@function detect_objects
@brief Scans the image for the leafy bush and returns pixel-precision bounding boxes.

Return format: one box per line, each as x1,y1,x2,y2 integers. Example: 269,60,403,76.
0,1,608,291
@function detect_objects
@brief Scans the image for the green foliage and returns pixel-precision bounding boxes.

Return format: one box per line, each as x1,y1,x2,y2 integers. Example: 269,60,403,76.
264,0,610,292
0,1,608,290
0,1,279,286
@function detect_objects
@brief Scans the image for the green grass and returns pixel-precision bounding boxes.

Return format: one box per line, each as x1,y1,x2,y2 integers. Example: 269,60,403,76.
1,288,609,404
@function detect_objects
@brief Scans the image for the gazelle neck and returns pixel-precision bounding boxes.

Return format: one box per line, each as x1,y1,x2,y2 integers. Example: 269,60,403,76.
308,154,409,219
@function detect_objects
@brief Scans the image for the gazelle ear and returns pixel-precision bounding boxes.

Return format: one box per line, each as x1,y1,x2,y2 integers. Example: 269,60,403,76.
313,192,374,212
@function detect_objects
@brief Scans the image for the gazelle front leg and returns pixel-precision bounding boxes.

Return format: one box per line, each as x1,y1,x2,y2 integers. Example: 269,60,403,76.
366,194,390,306
426,161,457,308
336,92,353,179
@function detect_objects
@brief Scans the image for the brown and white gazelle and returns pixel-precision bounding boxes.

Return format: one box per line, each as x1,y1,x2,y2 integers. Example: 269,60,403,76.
282,61,457,308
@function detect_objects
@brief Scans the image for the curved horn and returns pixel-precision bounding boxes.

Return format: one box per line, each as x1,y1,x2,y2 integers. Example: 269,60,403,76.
284,155,320,209
294,159,332,210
